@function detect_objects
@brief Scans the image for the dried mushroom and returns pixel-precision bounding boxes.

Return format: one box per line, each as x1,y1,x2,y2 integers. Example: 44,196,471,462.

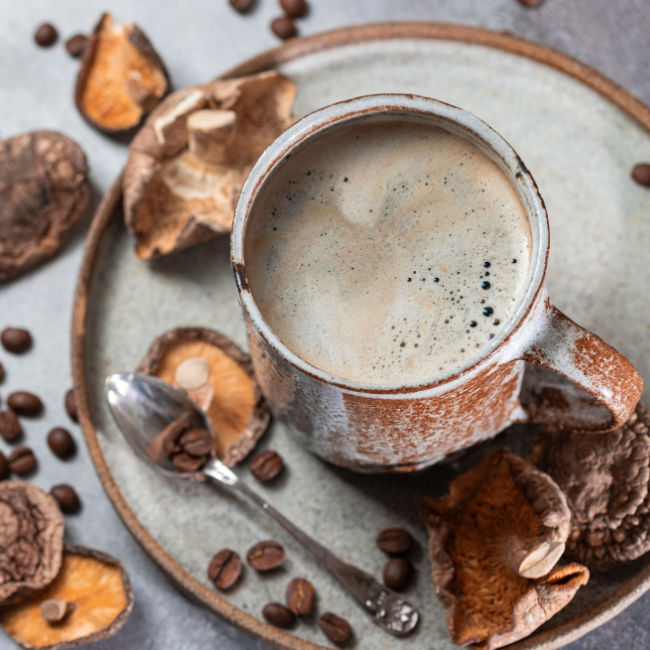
123,70,296,258
75,13,169,137
138,327,270,466
0,131,91,281
0,482,64,606
0,544,133,649
420,449,588,649
528,402,650,571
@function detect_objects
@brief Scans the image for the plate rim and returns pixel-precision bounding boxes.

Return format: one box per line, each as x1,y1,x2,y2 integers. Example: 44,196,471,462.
71,21,650,650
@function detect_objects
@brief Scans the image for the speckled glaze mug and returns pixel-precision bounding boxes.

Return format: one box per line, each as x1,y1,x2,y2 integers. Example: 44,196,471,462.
231,94,643,473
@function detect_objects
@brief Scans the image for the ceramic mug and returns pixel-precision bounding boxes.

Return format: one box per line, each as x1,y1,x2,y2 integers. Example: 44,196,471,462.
231,94,643,473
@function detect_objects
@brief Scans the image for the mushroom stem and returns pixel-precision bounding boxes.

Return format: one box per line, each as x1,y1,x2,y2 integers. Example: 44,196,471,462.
174,356,214,412
503,535,565,579
40,599,75,624
187,109,236,165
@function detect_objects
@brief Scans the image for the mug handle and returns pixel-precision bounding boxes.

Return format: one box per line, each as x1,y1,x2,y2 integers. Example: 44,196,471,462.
517,299,643,432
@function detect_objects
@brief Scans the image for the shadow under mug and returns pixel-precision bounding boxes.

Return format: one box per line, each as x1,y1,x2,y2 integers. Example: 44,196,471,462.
231,94,643,473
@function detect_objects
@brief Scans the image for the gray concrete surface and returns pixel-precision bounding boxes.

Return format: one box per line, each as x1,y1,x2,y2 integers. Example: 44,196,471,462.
1,1,649,649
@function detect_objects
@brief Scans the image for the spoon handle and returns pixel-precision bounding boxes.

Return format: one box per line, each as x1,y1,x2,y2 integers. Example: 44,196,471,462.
203,462,419,637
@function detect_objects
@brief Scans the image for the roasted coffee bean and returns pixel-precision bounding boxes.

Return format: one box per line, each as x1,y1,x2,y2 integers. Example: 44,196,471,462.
518,0,544,6
8,446,36,476
247,540,285,571
376,527,414,555
208,549,242,590
64,388,78,422
0,410,22,443
0,451,8,480
47,427,76,459
280,0,308,18
319,611,353,645
0,361,4,382
383,557,413,591
8,391,43,416
1,327,32,353
50,484,81,514
632,163,650,187
180,428,213,457
64,34,87,58
286,577,315,616
250,449,284,482
271,16,297,40
229,0,255,12
262,602,295,629
172,452,204,473
34,23,58,47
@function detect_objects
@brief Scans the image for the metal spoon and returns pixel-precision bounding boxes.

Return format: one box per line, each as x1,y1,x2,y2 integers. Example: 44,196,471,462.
105,372,419,637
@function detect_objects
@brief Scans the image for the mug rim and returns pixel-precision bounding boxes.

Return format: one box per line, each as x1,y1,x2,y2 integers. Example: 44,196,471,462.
231,93,549,394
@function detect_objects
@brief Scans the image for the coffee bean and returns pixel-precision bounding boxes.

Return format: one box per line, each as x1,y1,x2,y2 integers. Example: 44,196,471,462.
0,410,22,443
376,527,414,555
65,34,87,58
262,602,295,628
34,23,58,47
0,361,4,382
0,452,8,480
172,452,204,473
8,391,43,417
64,389,78,422
271,16,297,40
208,549,242,590
50,484,81,514
319,611,353,645
180,428,213,457
280,0,308,18
632,163,650,187
517,0,544,6
229,0,255,12
383,557,413,591
250,450,284,482
286,577,315,616
47,427,76,459
247,540,285,571
1,327,32,353
8,446,37,476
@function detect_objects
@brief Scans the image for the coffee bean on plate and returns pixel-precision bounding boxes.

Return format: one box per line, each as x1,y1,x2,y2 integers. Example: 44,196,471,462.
8,446,37,476
64,388,78,422
286,577,315,616
262,602,295,629
1,327,32,353
47,427,76,459
250,450,284,482
65,34,87,58
208,549,243,590
229,0,255,13
280,0,308,18
0,410,22,443
377,527,414,555
632,163,650,187
383,557,413,591
50,484,81,514
247,540,285,571
0,451,9,480
319,611,353,645
271,16,297,40
34,23,58,47
8,391,43,416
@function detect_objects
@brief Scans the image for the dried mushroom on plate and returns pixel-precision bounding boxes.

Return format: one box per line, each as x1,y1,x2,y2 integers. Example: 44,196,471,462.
421,449,589,649
75,13,170,137
528,402,650,571
0,544,133,649
0,131,91,281
123,70,296,258
138,327,271,466
0,482,64,606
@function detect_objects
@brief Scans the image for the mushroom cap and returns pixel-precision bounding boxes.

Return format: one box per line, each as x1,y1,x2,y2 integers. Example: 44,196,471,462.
528,402,650,571
0,131,91,281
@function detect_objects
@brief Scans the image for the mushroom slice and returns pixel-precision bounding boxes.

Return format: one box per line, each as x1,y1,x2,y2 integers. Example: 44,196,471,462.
421,449,588,649
528,402,650,571
0,544,133,649
0,131,91,281
75,13,170,137
138,327,271,466
0,482,64,606
123,70,296,259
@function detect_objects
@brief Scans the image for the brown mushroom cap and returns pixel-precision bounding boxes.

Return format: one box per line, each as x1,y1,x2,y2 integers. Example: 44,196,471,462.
138,326,271,466
0,482,64,606
122,70,296,259
528,402,650,571
0,131,91,281
75,13,170,137
0,544,133,650
421,449,588,649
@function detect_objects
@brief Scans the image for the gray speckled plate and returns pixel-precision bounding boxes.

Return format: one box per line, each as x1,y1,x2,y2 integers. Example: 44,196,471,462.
72,24,650,650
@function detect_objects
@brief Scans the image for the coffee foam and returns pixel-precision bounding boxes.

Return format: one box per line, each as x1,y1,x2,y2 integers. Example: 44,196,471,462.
245,120,531,385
